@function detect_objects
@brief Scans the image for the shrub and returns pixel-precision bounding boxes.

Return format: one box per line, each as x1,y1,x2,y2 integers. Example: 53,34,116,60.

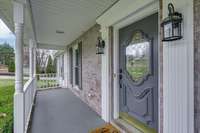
8,61,15,72
2,117,13,133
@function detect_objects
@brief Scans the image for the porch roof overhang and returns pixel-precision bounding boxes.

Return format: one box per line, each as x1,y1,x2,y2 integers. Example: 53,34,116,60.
0,0,14,32
0,0,119,50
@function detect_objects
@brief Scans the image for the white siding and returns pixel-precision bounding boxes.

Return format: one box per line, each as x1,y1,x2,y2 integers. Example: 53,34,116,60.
163,0,194,133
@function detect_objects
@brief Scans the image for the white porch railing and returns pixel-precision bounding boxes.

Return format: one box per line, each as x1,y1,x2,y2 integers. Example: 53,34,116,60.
36,73,59,90
23,77,36,132
22,74,60,133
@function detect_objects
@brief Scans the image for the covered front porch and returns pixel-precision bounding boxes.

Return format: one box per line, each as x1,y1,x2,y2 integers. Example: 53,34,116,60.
0,0,196,133
28,88,105,133
0,0,118,132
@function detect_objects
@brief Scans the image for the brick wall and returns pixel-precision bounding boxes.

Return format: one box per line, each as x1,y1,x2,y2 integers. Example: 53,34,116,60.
68,24,102,115
194,0,200,132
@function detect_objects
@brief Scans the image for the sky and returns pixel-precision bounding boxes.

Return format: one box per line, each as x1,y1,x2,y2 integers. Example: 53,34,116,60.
0,19,15,48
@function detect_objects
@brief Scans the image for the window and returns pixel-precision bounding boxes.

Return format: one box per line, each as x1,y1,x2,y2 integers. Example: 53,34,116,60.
125,30,151,83
75,48,79,86
69,42,82,89
69,48,73,85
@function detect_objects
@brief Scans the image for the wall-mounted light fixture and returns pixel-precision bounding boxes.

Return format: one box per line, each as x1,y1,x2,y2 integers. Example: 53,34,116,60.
161,3,183,42
96,37,105,54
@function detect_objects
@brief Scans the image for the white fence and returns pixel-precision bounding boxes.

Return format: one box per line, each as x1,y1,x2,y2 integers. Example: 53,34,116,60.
36,73,59,90
23,77,36,132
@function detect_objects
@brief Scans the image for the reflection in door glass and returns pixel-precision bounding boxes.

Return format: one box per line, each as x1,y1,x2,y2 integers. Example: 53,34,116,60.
126,41,150,82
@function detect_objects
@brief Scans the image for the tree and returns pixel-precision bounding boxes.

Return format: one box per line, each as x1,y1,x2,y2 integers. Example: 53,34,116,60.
36,49,57,74
36,49,50,73
8,60,15,72
0,43,15,72
52,58,57,73
46,55,57,73
46,55,53,73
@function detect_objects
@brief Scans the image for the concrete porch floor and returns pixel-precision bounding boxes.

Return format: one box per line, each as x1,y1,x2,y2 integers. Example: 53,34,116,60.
28,88,105,133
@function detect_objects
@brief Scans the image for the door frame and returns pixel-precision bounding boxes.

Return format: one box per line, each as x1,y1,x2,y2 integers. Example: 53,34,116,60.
111,1,161,131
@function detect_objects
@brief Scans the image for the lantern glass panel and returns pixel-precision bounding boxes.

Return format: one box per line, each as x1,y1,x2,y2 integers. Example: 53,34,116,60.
173,21,181,37
164,22,172,39
97,46,104,54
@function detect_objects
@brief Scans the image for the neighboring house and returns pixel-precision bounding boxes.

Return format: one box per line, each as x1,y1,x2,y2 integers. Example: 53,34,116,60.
23,47,29,76
0,0,199,133
0,64,8,73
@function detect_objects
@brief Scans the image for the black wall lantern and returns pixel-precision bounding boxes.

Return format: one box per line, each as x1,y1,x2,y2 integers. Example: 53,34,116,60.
161,3,183,42
96,37,105,54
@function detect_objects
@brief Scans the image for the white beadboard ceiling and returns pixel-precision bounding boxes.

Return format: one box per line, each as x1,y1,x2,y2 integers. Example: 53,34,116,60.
30,0,118,47
0,0,35,46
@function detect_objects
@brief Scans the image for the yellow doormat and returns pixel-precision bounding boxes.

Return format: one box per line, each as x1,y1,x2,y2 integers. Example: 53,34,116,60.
90,124,120,133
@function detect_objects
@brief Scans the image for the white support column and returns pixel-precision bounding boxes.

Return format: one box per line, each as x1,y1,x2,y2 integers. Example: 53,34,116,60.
56,57,60,83
64,51,68,88
33,41,37,77
32,41,37,91
13,1,25,133
58,56,63,86
100,26,111,122
29,39,34,79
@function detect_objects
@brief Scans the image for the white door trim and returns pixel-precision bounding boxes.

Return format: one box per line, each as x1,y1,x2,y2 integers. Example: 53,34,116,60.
98,0,160,125
97,0,160,124
112,1,159,121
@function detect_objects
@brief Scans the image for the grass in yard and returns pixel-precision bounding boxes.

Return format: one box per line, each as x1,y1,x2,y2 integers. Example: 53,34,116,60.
0,78,57,132
0,80,14,133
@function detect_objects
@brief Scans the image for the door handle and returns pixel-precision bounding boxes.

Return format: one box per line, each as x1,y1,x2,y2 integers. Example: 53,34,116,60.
119,74,123,79
119,68,123,79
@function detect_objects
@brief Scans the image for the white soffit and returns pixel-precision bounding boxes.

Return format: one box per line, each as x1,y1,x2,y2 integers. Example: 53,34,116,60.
96,0,158,26
30,0,118,47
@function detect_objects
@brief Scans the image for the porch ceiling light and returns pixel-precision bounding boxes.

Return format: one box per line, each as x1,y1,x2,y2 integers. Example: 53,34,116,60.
161,3,183,42
96,37,105,54
56,30,65,34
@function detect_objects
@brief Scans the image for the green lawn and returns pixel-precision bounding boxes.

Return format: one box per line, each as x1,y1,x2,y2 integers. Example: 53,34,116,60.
0,79,14,133
0,78,57,132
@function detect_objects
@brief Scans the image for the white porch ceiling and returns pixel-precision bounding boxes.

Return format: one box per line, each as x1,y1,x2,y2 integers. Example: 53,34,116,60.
0,0,13,32
0,0,35,47
30,0,118,48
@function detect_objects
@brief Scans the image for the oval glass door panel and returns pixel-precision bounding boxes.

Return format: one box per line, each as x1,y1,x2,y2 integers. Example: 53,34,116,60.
125,31,151,83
